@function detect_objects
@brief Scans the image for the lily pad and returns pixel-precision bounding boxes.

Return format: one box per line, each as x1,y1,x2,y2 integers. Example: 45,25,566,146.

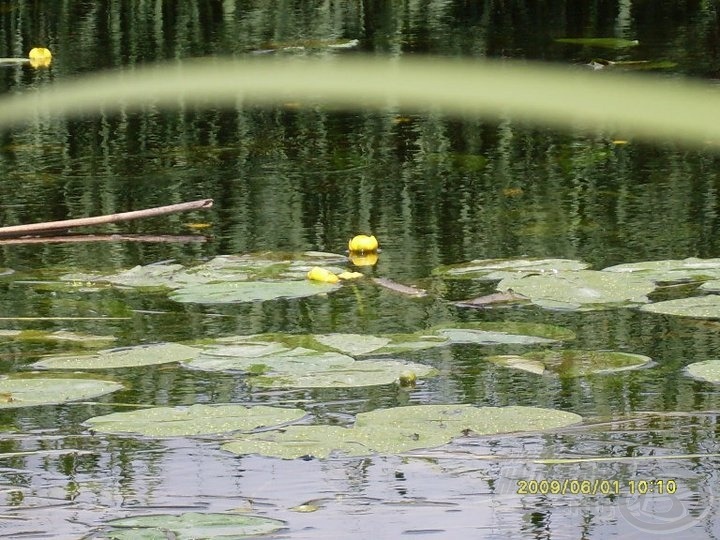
0,330,116,347
33,342,201,370
440,321,576,341
0,376,122,408
700,280,720,292
85,404,306,437
188,344,435,388
602,258,720,283
168,280,340,304
497,270,655,310
487,349,652,377
101,512,285,539
222,404,582,459
639,295,720,319
433,258,589,281
313,334,392,356
435,329,557,345
686,360,720,383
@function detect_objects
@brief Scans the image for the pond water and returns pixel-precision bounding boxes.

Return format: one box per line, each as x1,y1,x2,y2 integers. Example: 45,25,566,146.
1,2,720,539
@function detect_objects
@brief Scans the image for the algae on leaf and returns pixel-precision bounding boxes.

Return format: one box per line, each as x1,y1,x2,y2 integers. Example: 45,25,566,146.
85,404,306,436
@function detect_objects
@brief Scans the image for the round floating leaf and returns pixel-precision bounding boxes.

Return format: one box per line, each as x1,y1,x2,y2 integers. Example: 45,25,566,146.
435,328,557,345
189,343,436,387
487,349,652,377
254,359,437,388
313,333,392,356
355,404,582,435
85,404,306,437
603,258,720,283
700,280,720,292
223,405,582,459
33,342,201,370
459,321,576,341
0,376,122,408
640,295,720,319
102,512,285,539
686,360,720,383
169,280,340,304
497,270,655,310
433,258,589,281
187,348,355,374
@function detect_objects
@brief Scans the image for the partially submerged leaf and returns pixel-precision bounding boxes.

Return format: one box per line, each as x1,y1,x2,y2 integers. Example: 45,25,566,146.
102,512,285,539
435,328,557,345
640,295,720,319
222,404,582,459
686,360,720,383
313,334,392,356
497,270,655,310
33,342,201,370
487,349,652,377
85,404,306,436
0,376,122,408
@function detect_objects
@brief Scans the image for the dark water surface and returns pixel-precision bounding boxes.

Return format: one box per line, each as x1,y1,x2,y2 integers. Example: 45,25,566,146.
1,2,720,539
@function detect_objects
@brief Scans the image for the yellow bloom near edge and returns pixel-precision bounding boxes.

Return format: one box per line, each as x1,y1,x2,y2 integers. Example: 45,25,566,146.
307,267,340,283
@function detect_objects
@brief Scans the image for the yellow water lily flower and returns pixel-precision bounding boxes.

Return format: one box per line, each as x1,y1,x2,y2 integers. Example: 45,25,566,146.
348,234,378,253
307,267,340,283
28,47,52,68
349,253,378,267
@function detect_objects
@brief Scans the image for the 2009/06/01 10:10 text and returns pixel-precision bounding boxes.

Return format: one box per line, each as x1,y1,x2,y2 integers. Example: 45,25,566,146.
516,479,678,496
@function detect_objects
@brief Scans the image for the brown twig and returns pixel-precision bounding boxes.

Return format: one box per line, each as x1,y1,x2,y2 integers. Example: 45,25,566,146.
0,198,213,239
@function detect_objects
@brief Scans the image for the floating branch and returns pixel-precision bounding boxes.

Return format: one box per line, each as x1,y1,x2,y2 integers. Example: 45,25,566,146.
0,198,213,239
0,234,208,245
371,277,428,297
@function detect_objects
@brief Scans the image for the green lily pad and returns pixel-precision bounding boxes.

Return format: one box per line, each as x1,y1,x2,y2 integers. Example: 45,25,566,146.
602,258,720,283
101,512,285,539
0,330,116,347
433,258,589,281
438,321,576,341
33,342,201,370
187,343,435,388
169,280,340,304
700,280,720,292
222,404,582,459
85,404,306,437
0,376,122,408
487,349,652,377
435,329,557,345
497,270,655,310
313,334,392,356
555,37,639,48
686,360,720,383
639,295,720,319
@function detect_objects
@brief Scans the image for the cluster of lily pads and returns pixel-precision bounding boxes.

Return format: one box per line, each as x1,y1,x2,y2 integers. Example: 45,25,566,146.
433,256,720,316
3,253,720,465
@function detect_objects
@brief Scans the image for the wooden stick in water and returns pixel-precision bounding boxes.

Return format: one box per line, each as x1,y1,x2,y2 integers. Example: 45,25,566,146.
0,198,213,238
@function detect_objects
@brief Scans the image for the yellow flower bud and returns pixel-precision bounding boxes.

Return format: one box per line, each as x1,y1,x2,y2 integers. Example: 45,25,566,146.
307,267,340,283
28,47,52,68
348,234,379,253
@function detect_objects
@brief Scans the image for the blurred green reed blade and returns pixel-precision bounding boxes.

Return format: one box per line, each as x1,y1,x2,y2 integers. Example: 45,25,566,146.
1,56,719,146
